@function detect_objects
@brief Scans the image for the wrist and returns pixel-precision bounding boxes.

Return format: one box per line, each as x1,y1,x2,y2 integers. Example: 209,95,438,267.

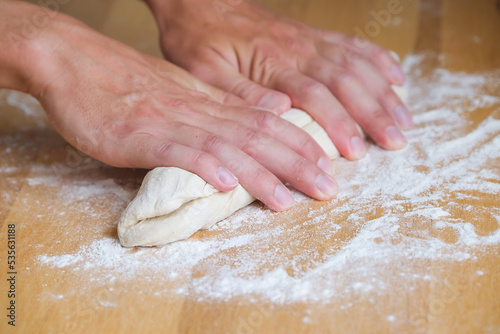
144,0,235,29
144,0,277,32
0,1,87,98
0,1,41,92
0,0,64,95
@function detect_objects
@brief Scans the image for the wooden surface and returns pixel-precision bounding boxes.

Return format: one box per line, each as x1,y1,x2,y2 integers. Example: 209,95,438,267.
1,0,499,333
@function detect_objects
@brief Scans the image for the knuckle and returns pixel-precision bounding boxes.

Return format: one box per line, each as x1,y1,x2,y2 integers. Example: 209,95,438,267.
202,134,226,154
298,136,319,155
239,128,267,155
226,159,243,175
344,53,364,68
133,104,156,119
190,91,213,104
330,46,348,65
242,128,263,144
190,151,213,169
332,71,359,94
338,114,355,128
279,35,304,53
259,53,283,69
221,92,246,107
381,86,397,101
254,109,279,130
156,141,176,160
164,98,193,114
249,167,271,186
268,22,306,52
299,80,328,99
232,79,258,98
271,116,288,132
106,120,133,140
370,107,388,121
291,158,310,177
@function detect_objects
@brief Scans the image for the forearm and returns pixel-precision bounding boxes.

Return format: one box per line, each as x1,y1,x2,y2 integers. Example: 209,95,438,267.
0,0,45,92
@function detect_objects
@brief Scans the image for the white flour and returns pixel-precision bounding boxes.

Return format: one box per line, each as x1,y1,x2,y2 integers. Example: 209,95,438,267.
4,54,500,303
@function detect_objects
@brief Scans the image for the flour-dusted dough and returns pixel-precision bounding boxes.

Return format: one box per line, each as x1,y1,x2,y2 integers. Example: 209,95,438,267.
118,167,255,246
119,85,408,247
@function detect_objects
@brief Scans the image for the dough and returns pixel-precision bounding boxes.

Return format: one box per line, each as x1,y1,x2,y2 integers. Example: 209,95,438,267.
119,87,408,247
118,167,255,246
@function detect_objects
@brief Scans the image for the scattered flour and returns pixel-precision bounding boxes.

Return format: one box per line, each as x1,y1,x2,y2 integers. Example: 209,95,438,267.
7,54,500,303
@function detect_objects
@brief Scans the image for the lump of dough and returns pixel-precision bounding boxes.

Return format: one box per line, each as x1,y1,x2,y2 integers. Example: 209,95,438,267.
118,167,255,246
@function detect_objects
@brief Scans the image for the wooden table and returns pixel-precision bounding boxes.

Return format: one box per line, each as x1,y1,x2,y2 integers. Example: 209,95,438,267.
1,0,499,333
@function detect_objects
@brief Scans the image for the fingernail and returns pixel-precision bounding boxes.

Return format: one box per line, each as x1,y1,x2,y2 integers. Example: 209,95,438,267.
217,166,238,187
386,125,407,148
391,65,405,83
274,185,295,209
394,106,413,130
258,93,286,112
350,136,366,159
315,173,338,198
317,156,332,174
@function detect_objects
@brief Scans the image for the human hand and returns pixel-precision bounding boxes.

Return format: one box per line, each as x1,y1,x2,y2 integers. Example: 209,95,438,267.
22,10,338,211
146,0,413,160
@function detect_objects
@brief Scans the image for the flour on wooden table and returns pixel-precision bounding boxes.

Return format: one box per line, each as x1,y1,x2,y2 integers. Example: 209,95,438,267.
6,54,500,303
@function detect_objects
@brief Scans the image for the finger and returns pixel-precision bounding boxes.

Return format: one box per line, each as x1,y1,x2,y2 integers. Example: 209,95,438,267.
203,117,338,201
208,106,333,173
303,59,407,150
273,70,367,160
155,88,330,171
339,54,413,129
190,59,292,114
171,124,299,211
320,34,405,86
112,133,238,192
123,126,295,211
